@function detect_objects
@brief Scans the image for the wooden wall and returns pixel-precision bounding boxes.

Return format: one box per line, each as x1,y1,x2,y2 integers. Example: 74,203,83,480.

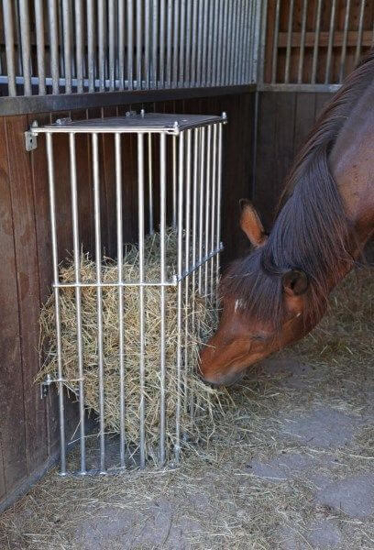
0,91,254,511
252,90,332,230
263,0,374,84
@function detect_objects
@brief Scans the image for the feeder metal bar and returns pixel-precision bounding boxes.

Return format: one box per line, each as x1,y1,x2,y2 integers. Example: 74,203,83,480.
172,135,177,228
115,133,126,468
204,125,212,297
216,123,223,287
210,124,218,293
137,133,146,469
46,133,67,475
69,133,87,475
148,134,154,234
175,131,184,463
159,132,167,465
184,130,192,416
92,133,106,473
198,126,206,293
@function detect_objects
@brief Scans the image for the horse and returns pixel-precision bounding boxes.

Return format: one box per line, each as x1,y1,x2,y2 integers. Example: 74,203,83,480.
200,51,374,386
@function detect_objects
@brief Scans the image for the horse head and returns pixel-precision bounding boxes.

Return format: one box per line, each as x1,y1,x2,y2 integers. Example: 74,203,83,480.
200,199,316,386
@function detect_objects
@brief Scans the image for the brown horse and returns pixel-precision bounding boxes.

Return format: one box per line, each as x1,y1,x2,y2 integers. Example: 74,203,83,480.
200,52,374,386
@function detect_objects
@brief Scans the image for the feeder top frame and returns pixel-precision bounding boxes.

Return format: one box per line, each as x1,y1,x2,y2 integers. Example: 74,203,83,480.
30,112,227,136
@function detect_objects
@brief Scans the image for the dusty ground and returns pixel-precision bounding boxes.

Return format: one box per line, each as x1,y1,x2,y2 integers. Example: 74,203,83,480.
0,267,373,550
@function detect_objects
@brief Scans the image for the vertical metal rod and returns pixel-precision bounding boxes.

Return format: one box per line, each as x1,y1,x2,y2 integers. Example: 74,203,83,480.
325,0,337,84
127,0,134,89
179,0,186,87
34,0,46,95
69,133,86,474
75,0,84,93
166,0,173,87
172,135,177,228
198,127,205,292
311,0,322,84
252,0,263,84
57,0,64,77
284,0,294,84
221,0,229,86
191,0,198,86
355,0,366,67
271,0,281,84
159,133,167,465
216,123,223,288
13,0,23,77
196,0,204,86
48,0,60,94
175,132,184,463
210,125,217,293
183,130,192,417
62,0,72,94
190,128,199,420
226,0,236,85
115,134,126,468
109,0,116,91
159,0,166,87
118,0,125,90
246,0,254,83
172,0,180,86
152,0,158,87
46,134,67,475
144,0,150,88
137,134,146,469
258,0,268,84
215,0,224,86
86,1,95,92
297,0,308,84
148,134,154,234
98,0,106,91
184,0,192,86
201,0,209,86
206,0,214,86
19,0,32,96
230,0,239,85
339,0,351,83
2,0,17,96
136,0,143,89
238,0,247,85
92,134,106,473
204,125,212,297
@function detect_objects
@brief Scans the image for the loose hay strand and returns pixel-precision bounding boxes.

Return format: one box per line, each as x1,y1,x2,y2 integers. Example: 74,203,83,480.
38,229,226,465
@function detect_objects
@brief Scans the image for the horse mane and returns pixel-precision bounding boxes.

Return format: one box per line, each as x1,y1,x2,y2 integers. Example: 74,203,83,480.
222,50,374,329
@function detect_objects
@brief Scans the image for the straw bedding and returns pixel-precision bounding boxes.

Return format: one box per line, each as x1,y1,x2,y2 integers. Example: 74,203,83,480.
38,229,225,461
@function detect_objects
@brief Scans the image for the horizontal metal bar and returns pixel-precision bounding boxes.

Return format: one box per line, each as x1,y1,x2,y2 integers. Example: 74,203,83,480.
257,83,341,93
53,245,224,290
0,85,255,116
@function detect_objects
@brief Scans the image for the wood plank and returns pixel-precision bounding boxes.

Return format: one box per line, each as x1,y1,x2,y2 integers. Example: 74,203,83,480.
277,30,374,48
0,118,28,496
294,92,317,156
5,115,49,475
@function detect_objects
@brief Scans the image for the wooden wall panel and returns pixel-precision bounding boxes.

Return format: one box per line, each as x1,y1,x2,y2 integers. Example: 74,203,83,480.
253,91,332,230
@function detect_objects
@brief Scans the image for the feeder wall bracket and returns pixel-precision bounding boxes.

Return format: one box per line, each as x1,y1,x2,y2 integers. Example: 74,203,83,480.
25,120,39,151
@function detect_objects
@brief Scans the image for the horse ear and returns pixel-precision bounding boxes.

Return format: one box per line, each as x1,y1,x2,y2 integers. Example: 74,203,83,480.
282,269,309,296
239,199,268,248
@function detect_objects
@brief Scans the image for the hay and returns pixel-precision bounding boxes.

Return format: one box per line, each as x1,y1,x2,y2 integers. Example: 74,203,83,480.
38,229,226,462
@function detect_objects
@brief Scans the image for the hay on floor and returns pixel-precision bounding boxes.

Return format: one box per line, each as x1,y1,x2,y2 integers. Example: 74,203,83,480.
38,229,227,463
